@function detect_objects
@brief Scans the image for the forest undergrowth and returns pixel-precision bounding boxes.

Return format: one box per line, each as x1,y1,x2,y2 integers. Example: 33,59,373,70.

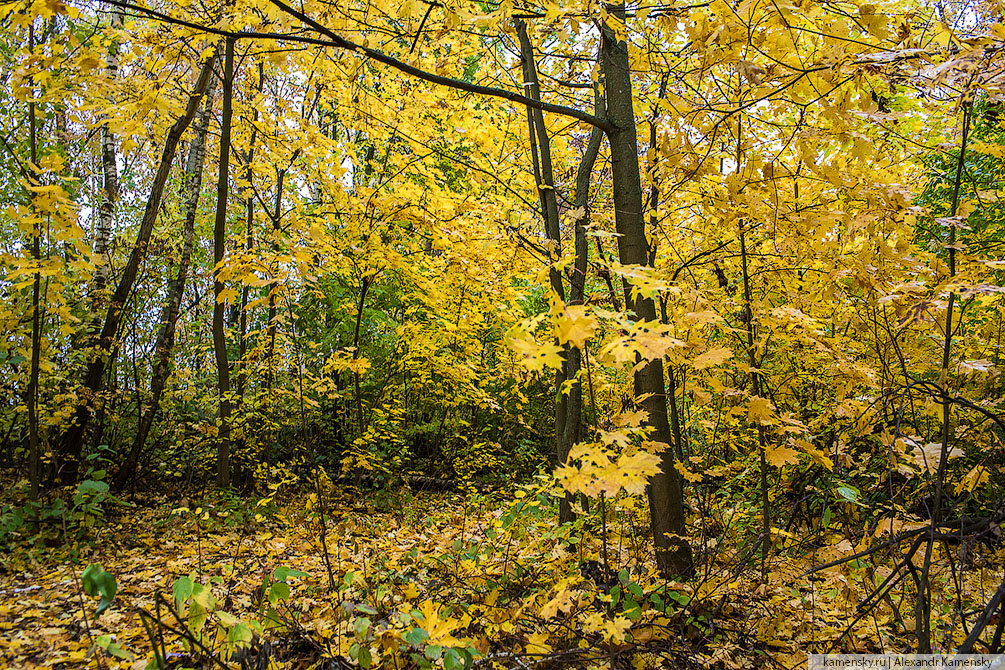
2,469,1002,670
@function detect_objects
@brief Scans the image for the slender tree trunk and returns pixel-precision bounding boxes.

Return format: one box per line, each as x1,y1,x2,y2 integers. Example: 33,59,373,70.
265,179,283,392
600,2,693,578
213,37,236,488
516,19,569,481
559,85,604,524
237,63,264,403
649,75,687,466
114,70,217,490
27,20,41,505
740,228,770,577
54,47,218,484
351,275,374,436
734,118,771,578
918,100,971,654
92,9,123,312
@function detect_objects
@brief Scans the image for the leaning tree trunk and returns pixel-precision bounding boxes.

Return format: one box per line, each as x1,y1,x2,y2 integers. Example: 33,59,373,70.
53,50,218,484
114,70,217,490
213,37,236,489
516,20,569,499
561,84,605,523
600,2,694,578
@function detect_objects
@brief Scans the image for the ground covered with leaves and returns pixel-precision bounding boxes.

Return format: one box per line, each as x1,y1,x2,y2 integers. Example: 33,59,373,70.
2,473,1003,670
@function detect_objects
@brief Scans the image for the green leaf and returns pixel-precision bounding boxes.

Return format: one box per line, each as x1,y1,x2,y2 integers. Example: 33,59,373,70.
173,576,194,611
425,644,443,661
622,597,641,621
273,566,309,582
95,634,133,661
354,616,371,637
666,590,690,606
836,484,861,504
444,648,464,670
404,626,430,646
350,643,372,669
228,622,253,645
77,480,109,496
217,611,240,626
268,581,290,604
81,564,116,617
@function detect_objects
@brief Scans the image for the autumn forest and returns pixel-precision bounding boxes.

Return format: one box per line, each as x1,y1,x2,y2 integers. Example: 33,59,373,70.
2,0,1005,666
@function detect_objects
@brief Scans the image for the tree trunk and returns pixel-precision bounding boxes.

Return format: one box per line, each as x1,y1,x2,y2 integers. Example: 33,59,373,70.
237,63,264,403
114,68,217,490
213,37,236,489
560,85,604,524
92,9,123,313
263,160,293,393
600,3,693,578
351,275,374,436
649,76,687,466
516,19,569,491
53,49,218,484
27,21,41,505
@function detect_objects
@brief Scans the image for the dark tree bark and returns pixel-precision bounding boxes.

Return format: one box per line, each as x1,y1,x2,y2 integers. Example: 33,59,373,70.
114,68,217,490
560,85,604,524
53,49,218,484
237,63,264,403
27,21,41,504
264,166,288,393
213,37,236,488
600,2,694,578
516,20,569,496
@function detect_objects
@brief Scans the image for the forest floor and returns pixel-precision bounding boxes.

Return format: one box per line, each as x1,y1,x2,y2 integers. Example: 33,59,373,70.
1,476,1000,669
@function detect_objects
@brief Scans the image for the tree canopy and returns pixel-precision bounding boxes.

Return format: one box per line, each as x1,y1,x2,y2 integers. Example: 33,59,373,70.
3,0,1005,666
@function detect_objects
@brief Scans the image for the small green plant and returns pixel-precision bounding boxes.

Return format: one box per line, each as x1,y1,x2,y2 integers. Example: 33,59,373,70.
81,563,117,618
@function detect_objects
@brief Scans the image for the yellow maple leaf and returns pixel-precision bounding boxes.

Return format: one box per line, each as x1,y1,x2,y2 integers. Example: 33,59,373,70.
682,310,722,326
582,612,605,633
747,396,776,425
604,616,633,642
539,579,576,618
675,461,703,483
692,346,733,370
600,321,685,365
526,631,551,654
554,305,597,348
416,601,463,646
764,444,800,468
791,438,833,470
956,464,990,494
508,336,565,372
613,409,647,428
557,442,660,497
